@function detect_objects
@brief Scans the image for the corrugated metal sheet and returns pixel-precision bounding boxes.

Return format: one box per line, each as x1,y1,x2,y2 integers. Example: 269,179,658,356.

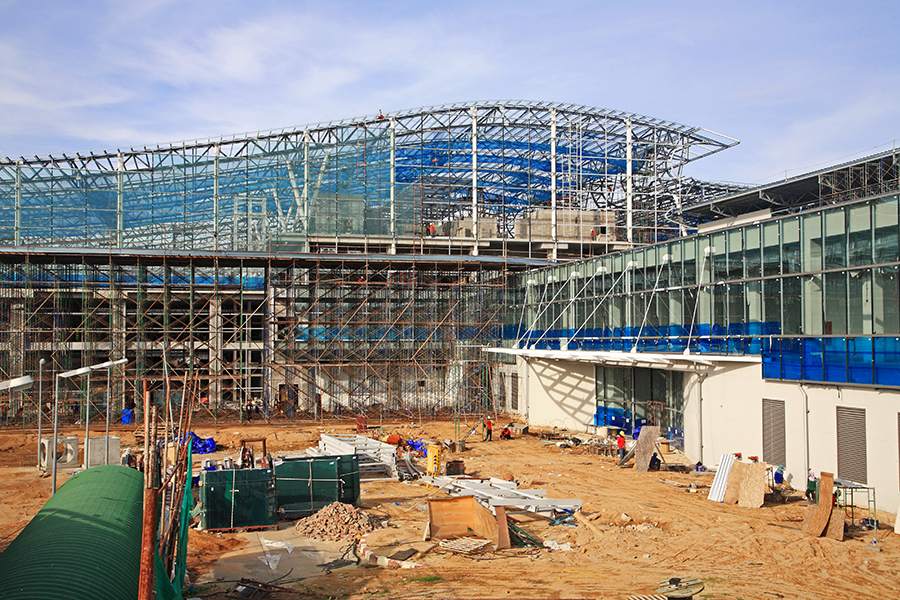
837,406,867,484
0,465,143,600
707,453,736,503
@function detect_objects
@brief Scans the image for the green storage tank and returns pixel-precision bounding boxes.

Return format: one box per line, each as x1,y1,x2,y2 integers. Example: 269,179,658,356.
199,467,276,531
0,465,143,600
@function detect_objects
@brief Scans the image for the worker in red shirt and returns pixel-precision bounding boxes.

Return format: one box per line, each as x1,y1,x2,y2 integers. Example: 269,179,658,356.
483,416,493,441
616,431,626,464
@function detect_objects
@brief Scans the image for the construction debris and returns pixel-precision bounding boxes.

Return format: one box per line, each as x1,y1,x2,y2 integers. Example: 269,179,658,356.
438,537,492,554
293,502,382,541
421,476,582,518
307,434,398,477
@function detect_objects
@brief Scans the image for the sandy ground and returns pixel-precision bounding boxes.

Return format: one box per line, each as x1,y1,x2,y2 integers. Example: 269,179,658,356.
1,418,899,599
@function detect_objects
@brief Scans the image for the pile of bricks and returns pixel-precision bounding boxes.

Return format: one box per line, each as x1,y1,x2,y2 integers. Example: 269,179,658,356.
293,502,382,541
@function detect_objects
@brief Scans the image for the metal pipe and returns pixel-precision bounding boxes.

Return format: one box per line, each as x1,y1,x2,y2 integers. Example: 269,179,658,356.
51,374,60,495
37,358,45,469
105,368,112,465
84,371,91,469
138,406,158,600
799,384,809,479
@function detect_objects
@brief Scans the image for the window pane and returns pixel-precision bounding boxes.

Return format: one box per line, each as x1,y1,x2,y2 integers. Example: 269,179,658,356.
683,239,696,287
873,195,899,264
727,229,743,280
783,276,802,335
825,272,847,335
848,204,872,267
848,269,872,335
745,225,761,279
712,232,726,282
763,279,781,334
782,218,801,274
874,265,900,334
803,275,824,335
824,209,846,269
802,213,822,272
763,222,780,277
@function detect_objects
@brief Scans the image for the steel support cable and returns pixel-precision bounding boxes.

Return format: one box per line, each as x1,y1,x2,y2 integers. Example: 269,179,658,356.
631,254,670,352
530,266,610,348
567,267,630,342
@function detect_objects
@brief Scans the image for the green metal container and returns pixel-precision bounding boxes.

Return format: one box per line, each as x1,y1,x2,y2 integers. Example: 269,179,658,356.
199,467,276,531
275,454,360,517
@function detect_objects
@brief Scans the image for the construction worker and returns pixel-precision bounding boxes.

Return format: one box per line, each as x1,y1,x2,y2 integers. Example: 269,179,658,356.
616,431,626,463
483,416,493,441
500,424,512,440
428,223,436,238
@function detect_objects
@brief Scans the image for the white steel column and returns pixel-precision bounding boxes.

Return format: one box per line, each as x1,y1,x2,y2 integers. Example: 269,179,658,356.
117,153,124,248
550,109,557,261
471,106,479,256
390,118,396,254
213,144,220,252
626,118,633,245
303,130,310,253
14,162,21,245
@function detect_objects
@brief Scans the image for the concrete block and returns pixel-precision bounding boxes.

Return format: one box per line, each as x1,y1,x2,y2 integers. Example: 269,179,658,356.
40,436,79,469
85,436,121,468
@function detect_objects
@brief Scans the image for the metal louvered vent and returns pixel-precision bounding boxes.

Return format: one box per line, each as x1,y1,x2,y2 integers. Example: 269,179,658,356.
511,373,519,411
762,398,786,467
836,406,867,484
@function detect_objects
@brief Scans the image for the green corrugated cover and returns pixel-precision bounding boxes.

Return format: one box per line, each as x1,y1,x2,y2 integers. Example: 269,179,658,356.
0,465,143,600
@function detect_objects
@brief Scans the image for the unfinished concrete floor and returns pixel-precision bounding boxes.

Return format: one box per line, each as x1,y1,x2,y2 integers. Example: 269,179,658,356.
1,419,898,599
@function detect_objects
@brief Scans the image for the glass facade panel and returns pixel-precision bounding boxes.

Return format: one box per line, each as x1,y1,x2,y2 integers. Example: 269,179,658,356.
848,269,872,335
824,337,848,382
744,225,761,278
874,337,900,386
874,195,899,263
763,222,781,277
848,204,872,267
727,229,743,280
782,218,801,274
782,276,802,335
763,279,781,334
824,210,846,269
874,265,900,334
513,193,900,389
848,337,873,384
825,272,847,335
802,213,822,272
802,275,824,335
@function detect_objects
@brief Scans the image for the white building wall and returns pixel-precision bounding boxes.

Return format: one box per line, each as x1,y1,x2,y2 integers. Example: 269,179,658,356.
519,358,596,431
518,356,900,513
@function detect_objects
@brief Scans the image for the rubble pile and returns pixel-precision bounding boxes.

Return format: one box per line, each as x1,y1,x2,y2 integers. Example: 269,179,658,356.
293,502,383,541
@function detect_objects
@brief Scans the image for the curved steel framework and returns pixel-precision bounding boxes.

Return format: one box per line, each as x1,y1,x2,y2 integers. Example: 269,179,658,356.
0,101,739,254
0,101,743,427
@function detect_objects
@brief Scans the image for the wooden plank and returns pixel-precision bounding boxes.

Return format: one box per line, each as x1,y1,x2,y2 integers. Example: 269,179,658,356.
428,496,477,540
825,508,845,541
802,471,834,537
495,507,510,550
633,426,661,472
737,462,768,509
573,511,605,538
723,461,748,505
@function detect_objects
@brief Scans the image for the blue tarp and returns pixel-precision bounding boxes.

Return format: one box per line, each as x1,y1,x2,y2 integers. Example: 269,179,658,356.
183,431,216,454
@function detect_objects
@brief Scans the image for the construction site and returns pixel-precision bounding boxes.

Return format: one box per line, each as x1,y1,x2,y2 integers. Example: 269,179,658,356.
0,101,898,599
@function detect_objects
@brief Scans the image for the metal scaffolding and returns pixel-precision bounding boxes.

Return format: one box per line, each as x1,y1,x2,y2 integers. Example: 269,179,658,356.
0,101,741,425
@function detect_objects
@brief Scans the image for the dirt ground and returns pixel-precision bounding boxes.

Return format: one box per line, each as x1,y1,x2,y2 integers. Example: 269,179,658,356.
1,418,898,600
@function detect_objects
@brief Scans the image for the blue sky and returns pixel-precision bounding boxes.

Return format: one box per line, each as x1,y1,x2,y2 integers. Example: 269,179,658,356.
1,0,897,185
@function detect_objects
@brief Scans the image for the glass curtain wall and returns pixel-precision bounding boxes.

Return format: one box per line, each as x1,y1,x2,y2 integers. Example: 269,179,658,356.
512,193,900,388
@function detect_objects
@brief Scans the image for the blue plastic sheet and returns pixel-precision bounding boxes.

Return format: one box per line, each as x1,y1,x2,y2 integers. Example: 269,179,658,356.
183,431,216,454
